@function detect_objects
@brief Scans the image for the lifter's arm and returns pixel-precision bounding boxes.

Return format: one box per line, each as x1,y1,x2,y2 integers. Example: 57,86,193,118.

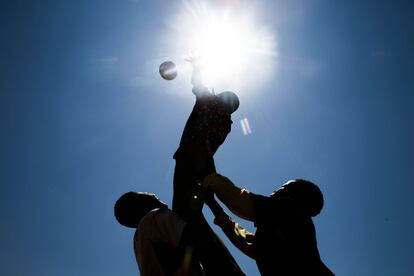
214,210,256,259
205,195,256,259
203,173,256,221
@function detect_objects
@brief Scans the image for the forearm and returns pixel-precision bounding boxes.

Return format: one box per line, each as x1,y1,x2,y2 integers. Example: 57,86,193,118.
191,67,203,88
204,173,255,221
192,85,210,97
205,195,224,217
190,63,210,96
214,210,256,259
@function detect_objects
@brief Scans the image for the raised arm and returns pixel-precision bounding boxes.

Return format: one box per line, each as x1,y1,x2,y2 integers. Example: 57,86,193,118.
203,173,256,221
185,56,210,97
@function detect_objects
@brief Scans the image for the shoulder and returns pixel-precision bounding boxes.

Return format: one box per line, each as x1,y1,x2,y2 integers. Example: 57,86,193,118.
140,208,184,228
252,195,302,225
137,208,164,227
194,91,219,105
192,85,211,98
137,208,187,245
251,194,273,214
135,210,179,250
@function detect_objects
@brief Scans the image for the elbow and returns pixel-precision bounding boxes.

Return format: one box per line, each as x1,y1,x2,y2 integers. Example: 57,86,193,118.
230,189,256,221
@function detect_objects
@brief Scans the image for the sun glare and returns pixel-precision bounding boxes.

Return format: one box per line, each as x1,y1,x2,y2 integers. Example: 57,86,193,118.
195,15,252,84
170,1,277,93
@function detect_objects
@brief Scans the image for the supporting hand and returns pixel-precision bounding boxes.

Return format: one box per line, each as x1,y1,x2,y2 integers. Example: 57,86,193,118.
194,181,224,217
205,191,224,217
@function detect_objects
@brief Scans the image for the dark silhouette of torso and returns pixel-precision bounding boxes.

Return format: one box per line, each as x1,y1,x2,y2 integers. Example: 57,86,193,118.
172,92,242,276
252,194,334,276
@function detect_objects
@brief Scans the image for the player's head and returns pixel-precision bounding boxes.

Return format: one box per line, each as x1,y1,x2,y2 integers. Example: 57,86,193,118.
270,179,324,217
114,192,167,228
218,91,240,114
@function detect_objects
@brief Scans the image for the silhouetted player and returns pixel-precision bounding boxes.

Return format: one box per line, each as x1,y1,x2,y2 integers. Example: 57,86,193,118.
203,174,335,275
172,57,242,275
114,192,204,275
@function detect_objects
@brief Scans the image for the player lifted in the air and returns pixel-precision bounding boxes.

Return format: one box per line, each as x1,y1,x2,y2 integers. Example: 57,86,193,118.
172,56,243,275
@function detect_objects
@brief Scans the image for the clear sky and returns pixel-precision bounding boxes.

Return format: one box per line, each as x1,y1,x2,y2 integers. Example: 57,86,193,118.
1,0,413,275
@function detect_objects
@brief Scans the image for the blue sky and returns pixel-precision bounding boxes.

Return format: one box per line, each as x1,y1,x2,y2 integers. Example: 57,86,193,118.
1,0,413,275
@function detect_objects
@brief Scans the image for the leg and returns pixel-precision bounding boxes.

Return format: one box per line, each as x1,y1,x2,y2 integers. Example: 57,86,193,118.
173,154,244,275
172,148,215,221
186,215,245,276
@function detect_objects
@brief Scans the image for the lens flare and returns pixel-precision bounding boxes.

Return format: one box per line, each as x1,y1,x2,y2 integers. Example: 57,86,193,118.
240,117,252,135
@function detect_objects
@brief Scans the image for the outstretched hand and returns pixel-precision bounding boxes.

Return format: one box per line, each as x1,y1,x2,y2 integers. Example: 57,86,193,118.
185,54,207,91
184,53,202,69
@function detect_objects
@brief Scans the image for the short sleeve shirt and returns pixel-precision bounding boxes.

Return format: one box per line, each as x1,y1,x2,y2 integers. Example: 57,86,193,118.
174,93,232,159
252,194,333,276
134,208,187,276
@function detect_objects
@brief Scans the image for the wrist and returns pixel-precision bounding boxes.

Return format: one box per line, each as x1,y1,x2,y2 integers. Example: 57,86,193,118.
207,198,223,217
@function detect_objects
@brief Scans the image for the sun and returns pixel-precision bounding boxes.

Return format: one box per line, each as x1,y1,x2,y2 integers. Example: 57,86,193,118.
169,1,277,93
194,14,253,84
